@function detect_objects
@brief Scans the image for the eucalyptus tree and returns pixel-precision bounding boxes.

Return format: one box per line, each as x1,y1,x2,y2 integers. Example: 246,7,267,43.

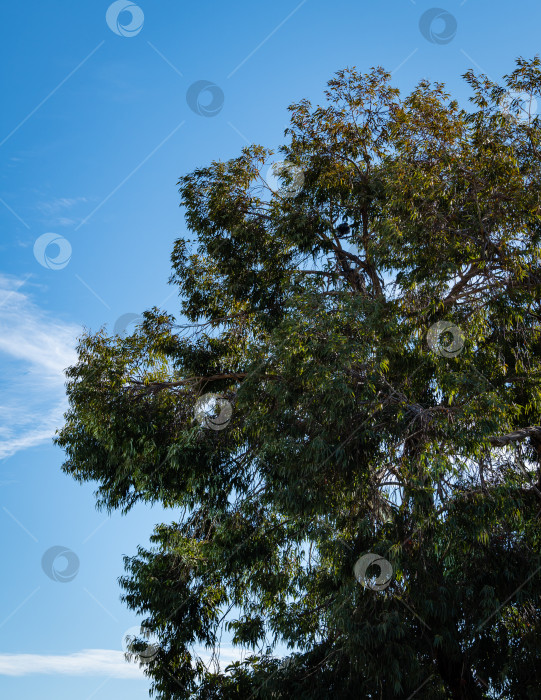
56,58,541,698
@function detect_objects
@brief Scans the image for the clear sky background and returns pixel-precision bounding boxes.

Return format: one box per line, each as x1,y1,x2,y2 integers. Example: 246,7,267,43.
0,1,539,698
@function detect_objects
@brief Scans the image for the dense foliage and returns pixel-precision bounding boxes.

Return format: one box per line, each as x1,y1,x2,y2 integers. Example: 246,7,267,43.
56,58,541,698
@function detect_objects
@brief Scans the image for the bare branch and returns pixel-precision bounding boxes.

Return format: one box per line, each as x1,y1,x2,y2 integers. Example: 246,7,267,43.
488,426,541,447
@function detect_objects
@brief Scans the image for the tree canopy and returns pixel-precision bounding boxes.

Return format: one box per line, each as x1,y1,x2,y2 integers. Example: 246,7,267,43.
56,58,541,698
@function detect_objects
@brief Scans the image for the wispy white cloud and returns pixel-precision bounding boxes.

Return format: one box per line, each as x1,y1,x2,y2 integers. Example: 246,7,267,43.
0,646,247,678
0,650,145,679
54,217,77,228
37,197,88,216
0,275,79,459
36,197,89,227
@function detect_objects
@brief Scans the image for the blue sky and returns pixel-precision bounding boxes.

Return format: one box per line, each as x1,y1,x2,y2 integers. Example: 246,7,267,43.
0,1,539,698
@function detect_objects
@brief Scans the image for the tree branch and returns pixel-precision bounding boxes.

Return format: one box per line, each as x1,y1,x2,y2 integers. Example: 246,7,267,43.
488,426,541,447
442,264,482,307
128,373,251,392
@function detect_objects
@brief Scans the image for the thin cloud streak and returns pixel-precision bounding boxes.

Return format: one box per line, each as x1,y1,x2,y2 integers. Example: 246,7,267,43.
0,650,146,679
0,646,246,678
0,275,79,459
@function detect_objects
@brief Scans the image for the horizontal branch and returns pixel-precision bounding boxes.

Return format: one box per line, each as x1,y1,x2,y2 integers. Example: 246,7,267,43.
488,426,541,447
127,371,284,393
129,373,250,392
